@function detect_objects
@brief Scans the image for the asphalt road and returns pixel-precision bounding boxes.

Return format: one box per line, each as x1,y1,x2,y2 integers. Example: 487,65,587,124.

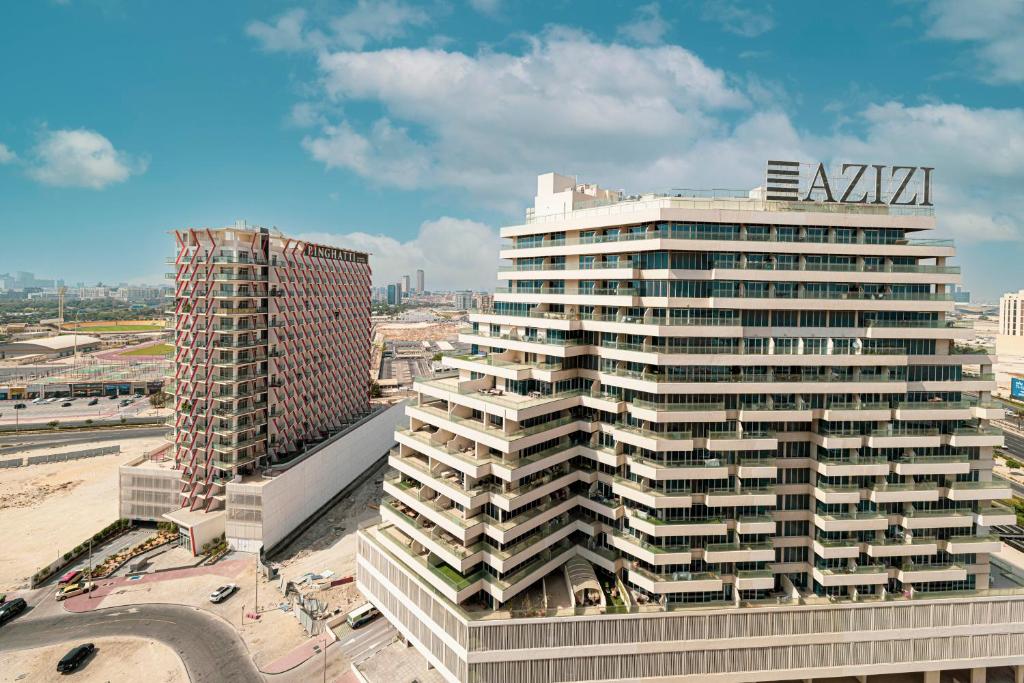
0,603,263,682
0,426,166,453
279,617,397,683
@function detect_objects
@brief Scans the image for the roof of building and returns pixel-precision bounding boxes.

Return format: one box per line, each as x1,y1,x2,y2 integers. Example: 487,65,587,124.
2,334,101,350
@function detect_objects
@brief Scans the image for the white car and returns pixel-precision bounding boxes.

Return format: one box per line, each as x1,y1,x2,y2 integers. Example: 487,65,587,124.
31,398,43,405
209,584,238,603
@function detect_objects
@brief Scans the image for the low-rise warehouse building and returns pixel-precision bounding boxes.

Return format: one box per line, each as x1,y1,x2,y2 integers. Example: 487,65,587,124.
0,334,101,360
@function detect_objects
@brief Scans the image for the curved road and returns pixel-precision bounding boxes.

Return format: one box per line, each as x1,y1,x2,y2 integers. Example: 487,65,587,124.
0,603,263,682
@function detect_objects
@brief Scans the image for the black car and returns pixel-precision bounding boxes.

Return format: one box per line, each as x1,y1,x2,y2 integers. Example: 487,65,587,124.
57,643,95,673
0,597,26,624
87,398,99,406
13,403,26,409
61,402,72,407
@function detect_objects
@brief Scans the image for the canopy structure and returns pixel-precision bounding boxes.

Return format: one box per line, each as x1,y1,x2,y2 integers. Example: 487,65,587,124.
564,556,603,607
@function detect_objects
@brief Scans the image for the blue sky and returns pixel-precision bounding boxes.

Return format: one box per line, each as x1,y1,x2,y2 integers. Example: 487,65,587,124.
0,0,1022,299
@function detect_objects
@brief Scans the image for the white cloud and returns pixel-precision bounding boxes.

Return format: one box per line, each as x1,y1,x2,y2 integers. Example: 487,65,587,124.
701,0,774,38
468,0,501,16
247,1,430,53
298,217,499,290
246,8,312,53
0,143,16,164
821,102,1024,241
28,129,146,189
617,3,670,45
923,0,1024,83
308,27,746,205
302,118,431,189
329,0,430,50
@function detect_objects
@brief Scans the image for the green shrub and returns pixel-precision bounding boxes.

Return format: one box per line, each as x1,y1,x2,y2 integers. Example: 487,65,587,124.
47,421,59,429
63,552,71,561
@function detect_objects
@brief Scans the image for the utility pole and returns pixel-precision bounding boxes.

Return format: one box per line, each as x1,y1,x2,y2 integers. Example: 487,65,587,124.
87,537,93,598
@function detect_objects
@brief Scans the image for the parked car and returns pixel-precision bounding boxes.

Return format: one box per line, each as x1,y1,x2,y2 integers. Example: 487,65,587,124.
0,597,26,625
57,643,95,673
56,582,96,601
31,397,44,404
13,403,26,409
87,398,99,406
108,394,120,400
119,399,131,407
209,584,238,604
133,393,143,400
61,402,72,407
58,570,82,585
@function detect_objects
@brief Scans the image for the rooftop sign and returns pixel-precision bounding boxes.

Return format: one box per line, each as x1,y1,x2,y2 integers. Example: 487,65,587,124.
302,243,368,264
766,160,933,206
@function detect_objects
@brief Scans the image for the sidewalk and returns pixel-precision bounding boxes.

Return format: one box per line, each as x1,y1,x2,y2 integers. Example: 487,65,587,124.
263,631,336,674
63,558,249,612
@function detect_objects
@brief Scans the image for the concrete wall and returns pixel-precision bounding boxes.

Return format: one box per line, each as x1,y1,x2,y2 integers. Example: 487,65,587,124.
225,401,407,552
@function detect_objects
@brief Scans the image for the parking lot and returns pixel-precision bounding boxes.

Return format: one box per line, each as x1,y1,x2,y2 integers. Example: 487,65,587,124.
0,395,151,426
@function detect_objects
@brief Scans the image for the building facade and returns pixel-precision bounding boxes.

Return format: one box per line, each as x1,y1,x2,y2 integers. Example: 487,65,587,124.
168,222,371,513
417,268,425,294
358,171,1015,682
999,290,1024,337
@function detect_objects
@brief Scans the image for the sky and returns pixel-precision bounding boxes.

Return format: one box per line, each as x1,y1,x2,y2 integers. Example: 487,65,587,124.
0,0,1022,300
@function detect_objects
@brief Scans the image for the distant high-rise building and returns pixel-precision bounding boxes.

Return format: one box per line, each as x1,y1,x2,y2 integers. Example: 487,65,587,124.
473,292,493,311
952,286,971,304
387,283,399,305
402,274,412,294
1000,289,1024,336
452,290,473,310
416,269,425,293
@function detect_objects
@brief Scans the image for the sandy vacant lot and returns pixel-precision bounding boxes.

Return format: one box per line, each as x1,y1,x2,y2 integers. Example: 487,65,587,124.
271,462,388,622
1,636,186,683
0,436,165,591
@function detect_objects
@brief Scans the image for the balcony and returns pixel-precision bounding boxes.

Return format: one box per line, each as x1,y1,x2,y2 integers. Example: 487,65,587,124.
812,537,861,559
735,515,775,535
627,455,728,481
867,481,939,504
947,425,1003,448
864,536,938,558
942,534,1002,554
976,503,1017,527
892,454,971,476
611,477,692,509
706,429,778,452
897,563,966,584
729,569,774,591
812,563,888,587
867,427,941,449
944,480,1013,501
704,486,776,508
704,541,774,563
814,484,861,505
606,528,691,565
626,566,723,594
815,454,889,477
627,511,727,538
899,508,975,530
814,511,888,533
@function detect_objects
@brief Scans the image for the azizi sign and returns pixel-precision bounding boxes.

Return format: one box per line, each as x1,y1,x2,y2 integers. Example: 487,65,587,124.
765,160,933,206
